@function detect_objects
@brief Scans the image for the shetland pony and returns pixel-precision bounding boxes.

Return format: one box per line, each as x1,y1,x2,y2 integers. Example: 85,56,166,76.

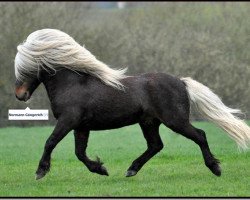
14,29,250,180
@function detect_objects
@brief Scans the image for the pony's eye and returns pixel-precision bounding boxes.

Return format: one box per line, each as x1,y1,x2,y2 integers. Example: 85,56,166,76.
15,79,24,86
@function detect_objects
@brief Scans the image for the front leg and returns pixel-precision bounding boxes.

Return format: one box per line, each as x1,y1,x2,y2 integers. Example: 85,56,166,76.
35,117,75,180
74,129,108,176
126,120,163,177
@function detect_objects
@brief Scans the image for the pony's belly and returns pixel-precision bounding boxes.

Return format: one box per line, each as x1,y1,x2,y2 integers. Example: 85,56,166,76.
88,120,138,131
87,116,140,130
81,109,142,131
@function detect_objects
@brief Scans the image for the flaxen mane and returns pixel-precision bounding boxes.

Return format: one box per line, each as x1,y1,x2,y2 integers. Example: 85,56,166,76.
15,29,127,89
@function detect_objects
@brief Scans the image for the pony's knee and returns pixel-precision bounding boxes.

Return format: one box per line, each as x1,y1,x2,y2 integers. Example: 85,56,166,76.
150,141,164,153
75,149,85,161
196,129,208,144
45,139,55,150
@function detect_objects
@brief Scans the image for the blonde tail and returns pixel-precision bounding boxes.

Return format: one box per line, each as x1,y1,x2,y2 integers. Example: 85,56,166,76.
181,77,250,149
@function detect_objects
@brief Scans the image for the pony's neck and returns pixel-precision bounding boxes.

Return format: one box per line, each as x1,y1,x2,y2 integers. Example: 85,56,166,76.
41,69,90,103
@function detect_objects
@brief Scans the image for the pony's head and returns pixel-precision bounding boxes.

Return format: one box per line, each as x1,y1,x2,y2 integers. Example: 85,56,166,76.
14,40,43,101
15,76,41,102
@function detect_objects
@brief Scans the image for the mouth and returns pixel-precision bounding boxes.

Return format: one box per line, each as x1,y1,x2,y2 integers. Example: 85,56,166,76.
16,91,30,102
23,94,30,102
24,97,32,104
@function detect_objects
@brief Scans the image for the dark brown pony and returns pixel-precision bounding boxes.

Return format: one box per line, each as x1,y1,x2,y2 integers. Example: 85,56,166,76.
14,29,250,180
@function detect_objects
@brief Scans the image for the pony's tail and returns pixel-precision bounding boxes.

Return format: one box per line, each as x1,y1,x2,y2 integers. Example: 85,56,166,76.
181,77,250,149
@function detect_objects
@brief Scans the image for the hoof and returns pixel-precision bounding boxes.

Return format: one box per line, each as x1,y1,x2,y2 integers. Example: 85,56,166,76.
35,162,50,180
93,157,108,176
210,163,221,177
35,167,49,180
125,170,137,177
35,171,47,180
99,165,109,176
91,165,109,176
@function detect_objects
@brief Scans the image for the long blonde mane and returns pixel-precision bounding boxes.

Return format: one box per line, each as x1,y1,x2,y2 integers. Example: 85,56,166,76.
15,29,127,89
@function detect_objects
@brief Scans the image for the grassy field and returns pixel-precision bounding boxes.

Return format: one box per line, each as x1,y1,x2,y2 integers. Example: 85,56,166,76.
0,121,249,197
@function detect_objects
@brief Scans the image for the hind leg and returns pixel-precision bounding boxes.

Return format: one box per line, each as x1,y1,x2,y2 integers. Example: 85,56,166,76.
126,119,163,177
167,122,221,176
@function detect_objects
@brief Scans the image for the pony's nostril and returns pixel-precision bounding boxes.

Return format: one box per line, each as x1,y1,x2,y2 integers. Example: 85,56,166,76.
15,91,29,101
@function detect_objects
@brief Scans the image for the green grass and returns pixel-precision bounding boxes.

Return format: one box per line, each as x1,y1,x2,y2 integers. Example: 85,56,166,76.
0,121,250,197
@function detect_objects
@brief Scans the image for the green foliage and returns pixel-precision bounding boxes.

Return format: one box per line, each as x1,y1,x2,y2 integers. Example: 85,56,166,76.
0,2,249,127
0,122,250,196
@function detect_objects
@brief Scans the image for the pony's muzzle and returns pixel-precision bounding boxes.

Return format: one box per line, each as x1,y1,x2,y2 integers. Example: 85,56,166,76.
15,90,30,102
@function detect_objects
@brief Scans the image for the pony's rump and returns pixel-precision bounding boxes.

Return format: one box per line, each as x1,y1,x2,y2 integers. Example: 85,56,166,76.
181,77,250,149
15,29,127,89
